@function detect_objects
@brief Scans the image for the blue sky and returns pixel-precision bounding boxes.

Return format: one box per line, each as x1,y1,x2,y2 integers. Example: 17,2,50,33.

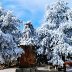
0,0,72,29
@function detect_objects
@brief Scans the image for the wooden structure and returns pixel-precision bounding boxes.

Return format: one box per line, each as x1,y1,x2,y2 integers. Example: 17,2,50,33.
19,45,36,67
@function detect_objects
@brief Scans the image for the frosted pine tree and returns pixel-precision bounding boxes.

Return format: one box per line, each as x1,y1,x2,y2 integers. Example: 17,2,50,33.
37,0,72,66
48,1,72,66
20,21,38,46
0,7,23,66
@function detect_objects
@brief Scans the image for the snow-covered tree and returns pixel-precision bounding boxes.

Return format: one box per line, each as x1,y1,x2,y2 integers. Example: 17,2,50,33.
20,21,38,46
0,7,24,65
37,0,72,66
1,10,22,44
44,0,69,29
36,26,52,58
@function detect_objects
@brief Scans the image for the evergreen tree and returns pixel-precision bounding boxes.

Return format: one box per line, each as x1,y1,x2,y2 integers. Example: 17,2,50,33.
37,0,72,66
20,21,38,46
0,7,23,65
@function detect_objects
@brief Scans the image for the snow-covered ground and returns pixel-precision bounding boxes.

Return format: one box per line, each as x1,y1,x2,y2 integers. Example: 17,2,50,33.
0,67,53,72
67,67,72,72
0,68,16,72
37,67,49,71
0,67,72,72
